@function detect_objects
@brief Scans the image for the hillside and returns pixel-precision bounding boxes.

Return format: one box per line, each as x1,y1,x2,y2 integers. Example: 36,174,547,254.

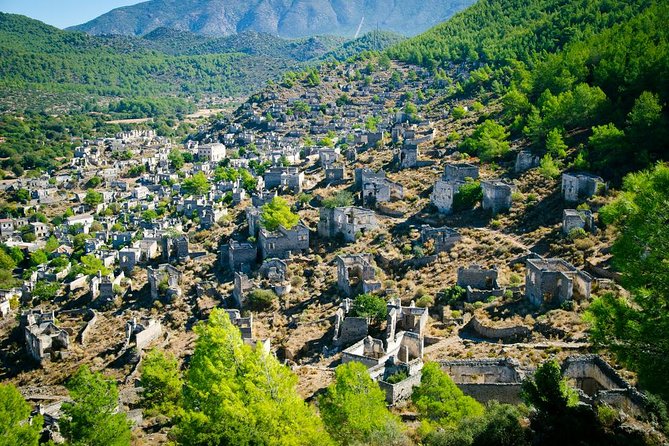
70,0,475,38
0,13,400,114
388,0,655,66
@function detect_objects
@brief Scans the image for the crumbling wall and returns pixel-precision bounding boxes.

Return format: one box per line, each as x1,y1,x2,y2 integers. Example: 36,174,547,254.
467,316,531,341
379,372,423,405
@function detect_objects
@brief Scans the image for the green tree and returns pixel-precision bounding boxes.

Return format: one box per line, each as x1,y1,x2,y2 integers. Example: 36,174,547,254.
142,209,158,222
32,280,60,301
588,164,669,400
60,366,132,446
84,189,103,207
140,349,183,418
182,172,210,196
175,309,332,445
461,120,510,161
351,293,388,323
546,128,567,158
453,180,483,212
538,154,561,179
0,383,43,446
80,255,110,276
588,123,630,173
412,362,484,429
0,249,16,271
169,149,185,170
14,188,30,204
44,235,59,253
521,360,578,416
29,249,48,267
319,362,407,446
260,196,299,231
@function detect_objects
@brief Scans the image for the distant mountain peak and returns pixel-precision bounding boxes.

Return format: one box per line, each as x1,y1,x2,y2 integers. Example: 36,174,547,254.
69,0,476,38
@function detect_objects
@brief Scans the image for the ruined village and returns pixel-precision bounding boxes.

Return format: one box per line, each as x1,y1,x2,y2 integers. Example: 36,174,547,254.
0,59,649,442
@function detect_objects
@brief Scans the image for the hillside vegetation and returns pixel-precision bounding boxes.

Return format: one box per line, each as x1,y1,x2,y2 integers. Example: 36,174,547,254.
389,0,668,179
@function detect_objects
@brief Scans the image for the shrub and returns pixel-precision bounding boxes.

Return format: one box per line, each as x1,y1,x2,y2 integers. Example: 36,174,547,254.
539,154,561,179
453,181,482,212
416,295,435,308
597,405,618,427
385,370,409,384
440,286,467,306
568,228,588,240
247,289,278,311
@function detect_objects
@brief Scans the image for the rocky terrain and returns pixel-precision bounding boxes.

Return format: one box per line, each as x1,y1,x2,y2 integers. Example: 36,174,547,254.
70,0,475,38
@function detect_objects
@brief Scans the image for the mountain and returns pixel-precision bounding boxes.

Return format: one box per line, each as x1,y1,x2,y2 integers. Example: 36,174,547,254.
69,0,475,38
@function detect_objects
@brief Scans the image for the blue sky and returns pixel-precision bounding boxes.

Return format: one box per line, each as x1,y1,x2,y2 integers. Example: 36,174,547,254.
0,0,143,28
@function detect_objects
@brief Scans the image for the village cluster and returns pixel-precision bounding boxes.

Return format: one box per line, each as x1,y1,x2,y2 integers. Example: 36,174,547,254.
0,60,642,438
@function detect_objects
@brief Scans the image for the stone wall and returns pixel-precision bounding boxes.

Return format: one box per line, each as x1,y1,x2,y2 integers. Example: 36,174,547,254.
458,383,524,404
379,372,423,405
467,316,531,341
134,322,162,351
79,310,97,346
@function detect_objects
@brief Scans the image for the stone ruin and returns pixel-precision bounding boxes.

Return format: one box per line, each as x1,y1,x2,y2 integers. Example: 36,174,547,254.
336,254,382,297
563,209,595,235
318,206,378,243
430,163,480,214
23,310,70,363
226,309,271,352
525,258,592,307
386,297,429,340
481,180,514,215
457,264,504,302
420,225,462,254
515,150,540,173
227,239,258,273
125,317,162,351
162,234,189,262
148,264,182,302
437,356,648,417
562,172,607,202
396,142,418,169
332,298,370,347
232,259,291,308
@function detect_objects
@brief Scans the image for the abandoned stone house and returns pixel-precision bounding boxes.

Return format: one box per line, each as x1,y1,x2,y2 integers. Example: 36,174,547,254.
89,272,118,308
386,298,429,339
431,164,481,213
23,310,70,363
457,264,504,302
525,258,592,306
430,179,463,214
318,207,378,243
444,163,480,182
119,247,142,271
325,165,346,182
341,331,423,369
333,298,370,347
318,148,340,168
233,272,253,308
162,235,189,261
148,264,182,302
197,143,227,163
563,209,596,234
439,355,647,416
361,176,404,207
227,240,258,273
126,317,162,351
481,180,514,215
396,142,418,169
225,309,270,352
515,150,541,173
562,172,606,202
263,167,304,193
258,222,309,260
336,254,382,297
420,225,462,254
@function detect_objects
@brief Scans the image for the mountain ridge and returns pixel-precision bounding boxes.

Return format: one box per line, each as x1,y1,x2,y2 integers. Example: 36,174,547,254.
69,0,475,38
